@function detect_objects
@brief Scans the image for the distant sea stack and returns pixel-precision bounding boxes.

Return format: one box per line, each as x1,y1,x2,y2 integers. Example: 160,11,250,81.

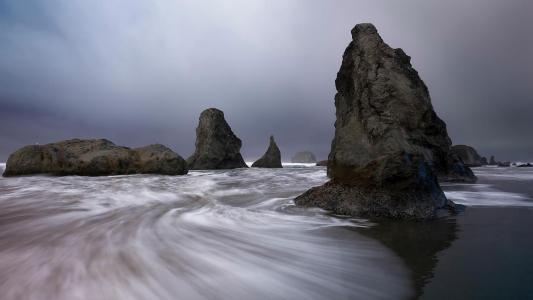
291,151,317,163
450,145,485,167
187,108,248,170
2,139,188,176
296,23,456,219
251,135,282,168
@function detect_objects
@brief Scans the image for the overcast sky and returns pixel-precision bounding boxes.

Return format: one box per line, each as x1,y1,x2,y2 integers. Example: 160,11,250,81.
1,0,532,162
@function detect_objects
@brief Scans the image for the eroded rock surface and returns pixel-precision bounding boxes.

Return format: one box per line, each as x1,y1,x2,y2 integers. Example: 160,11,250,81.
296,23,457,219
3,139,188,176
187,108,247,170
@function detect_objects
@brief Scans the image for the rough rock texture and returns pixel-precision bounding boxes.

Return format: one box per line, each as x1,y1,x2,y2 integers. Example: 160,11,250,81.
251,136,282,168
450,145,484,167
134,144,188,175
296,23,458,219
316,160,328,166
3,139,188,176
187,108,247,170
296,153,452,219
291,151,317,163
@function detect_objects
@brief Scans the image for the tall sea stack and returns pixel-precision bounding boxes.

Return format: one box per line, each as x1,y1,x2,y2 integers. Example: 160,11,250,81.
187,108,248,170
296,24,457,219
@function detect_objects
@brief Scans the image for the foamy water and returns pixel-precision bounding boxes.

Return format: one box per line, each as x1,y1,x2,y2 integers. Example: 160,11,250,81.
442,166,533,207
0,165,412,300
2,163,533,300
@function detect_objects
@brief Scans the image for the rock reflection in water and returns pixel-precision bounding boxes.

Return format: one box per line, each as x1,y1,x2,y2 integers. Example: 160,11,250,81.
358,216,458,299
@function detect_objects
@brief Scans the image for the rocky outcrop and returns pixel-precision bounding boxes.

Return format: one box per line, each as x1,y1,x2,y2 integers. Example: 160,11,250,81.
251,136,282,168
450,145,484,167
316,160,328,166
134,144,188,175
480,157,488,165
489,156,497,165
187,108,248,170
291,151,316,163
295,23,457,219
3,139,188,176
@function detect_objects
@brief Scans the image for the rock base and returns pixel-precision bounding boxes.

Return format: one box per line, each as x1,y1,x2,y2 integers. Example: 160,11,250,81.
295,181,455,220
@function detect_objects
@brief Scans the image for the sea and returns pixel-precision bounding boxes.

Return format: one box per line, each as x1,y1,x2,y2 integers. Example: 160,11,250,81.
0,163,532,300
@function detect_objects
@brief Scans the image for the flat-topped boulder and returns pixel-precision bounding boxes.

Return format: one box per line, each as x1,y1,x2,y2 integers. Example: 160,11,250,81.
295,23,456,219
450,145,484,167
252,136,282,168
187,108,247,170
3,139,188,176
291,151,316,163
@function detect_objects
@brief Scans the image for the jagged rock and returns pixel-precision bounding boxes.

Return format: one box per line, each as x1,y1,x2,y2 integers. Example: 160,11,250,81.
251,136,282,168
316,160,328,166
450,145,484,167
3,139,188,176
489,156,497,165
291,151,316,163
187,108,248,170
480,157,488,165
295,23,457,219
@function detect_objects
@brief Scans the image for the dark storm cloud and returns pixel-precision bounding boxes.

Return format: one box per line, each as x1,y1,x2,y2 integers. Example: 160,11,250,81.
1,0,532,161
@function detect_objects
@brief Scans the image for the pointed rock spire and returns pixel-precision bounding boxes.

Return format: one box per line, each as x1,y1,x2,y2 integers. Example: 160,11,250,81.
252,135,282,168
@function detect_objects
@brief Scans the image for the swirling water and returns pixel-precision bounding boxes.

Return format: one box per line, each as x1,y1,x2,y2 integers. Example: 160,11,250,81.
2,163,533,300
0,164,412,300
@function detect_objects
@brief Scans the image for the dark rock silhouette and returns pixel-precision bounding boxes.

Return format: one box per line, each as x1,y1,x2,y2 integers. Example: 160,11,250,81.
3,139,188,176
439,153,477,183
251,136,282,168
316,160,328,166
497,161,511,167
480,156,488,165
450,145,484,167
187,108,248,170
291,151,316,163
489,156,497,165
517,163,533,167
295,23,455,219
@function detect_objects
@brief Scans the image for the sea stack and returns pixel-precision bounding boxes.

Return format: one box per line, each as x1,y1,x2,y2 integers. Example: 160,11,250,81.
450,145,484,167
295,23,456,219
2,139,188,176
251,135,282,168
291,151,317,163
187,108,248,170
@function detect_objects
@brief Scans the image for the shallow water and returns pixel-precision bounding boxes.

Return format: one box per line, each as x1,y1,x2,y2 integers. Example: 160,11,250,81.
1,164,533,300
0,164,411,300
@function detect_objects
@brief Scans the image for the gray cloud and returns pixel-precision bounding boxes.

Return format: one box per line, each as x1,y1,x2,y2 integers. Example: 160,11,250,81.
1,0,532,162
